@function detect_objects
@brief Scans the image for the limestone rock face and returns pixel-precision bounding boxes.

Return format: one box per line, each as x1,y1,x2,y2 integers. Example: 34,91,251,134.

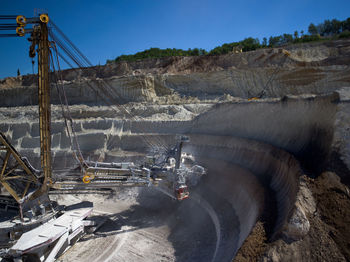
282,203,310,241
296,177,317,215
1,39,350,107
282,176,315,241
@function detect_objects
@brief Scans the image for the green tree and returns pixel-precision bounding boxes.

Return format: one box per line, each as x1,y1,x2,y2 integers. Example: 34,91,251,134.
308,23,318,35
300,34,321,43
262,37,267,47
322,19,332,35
190,48,200,56
293,31,299,39
343,17,350,31
209,46,223,55
269,35,282,47
239,37,260,51
339,30,350,39
331,19,342,34
281,34,293,45
198,48,208,55
106,16,350,64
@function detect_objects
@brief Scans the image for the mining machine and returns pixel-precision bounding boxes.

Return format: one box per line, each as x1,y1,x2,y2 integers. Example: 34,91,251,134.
0,13,205,261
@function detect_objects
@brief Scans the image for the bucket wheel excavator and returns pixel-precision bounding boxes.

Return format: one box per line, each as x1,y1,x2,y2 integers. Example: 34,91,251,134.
0,13,205,261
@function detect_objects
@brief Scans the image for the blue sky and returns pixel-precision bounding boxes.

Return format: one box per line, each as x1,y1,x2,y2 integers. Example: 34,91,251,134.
0,0,349,78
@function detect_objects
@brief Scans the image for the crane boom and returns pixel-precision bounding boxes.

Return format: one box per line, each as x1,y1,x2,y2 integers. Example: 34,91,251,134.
0,13,206,261
0,14,203,221
37,15,52,193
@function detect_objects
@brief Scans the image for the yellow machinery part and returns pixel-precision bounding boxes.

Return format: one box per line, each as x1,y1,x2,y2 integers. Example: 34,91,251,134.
82,175,91,184
16,27,25,37
0,133,39,203
248,97,259,101
40,14,49,24
16,15,26,26
282,50,291,56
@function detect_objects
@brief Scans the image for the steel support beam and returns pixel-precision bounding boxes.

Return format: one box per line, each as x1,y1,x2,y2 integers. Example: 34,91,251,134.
38,21,51,192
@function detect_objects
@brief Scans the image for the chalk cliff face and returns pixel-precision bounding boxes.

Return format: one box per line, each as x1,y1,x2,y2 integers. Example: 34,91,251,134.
0,39,350,107
1,39,350,261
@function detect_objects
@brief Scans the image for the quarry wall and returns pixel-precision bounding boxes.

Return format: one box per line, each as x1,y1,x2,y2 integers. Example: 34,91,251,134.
1,39,350,261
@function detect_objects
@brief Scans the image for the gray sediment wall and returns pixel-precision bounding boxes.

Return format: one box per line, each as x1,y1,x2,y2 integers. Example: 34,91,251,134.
0,66,349,107
0,93,344,261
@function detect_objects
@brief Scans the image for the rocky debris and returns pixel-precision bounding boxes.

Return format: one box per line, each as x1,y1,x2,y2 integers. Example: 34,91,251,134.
316,171,350,196
309,172,350,260
281,204,310,242
281,176,315,242
256,172,350,262
234,222,267,262
295,177,317,215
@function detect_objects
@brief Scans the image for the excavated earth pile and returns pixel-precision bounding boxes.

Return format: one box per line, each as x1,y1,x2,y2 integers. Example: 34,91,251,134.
1,39,350,261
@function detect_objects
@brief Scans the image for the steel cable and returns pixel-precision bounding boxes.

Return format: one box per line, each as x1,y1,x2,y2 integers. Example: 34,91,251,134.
48,28,169,153
50,45,86,169
49,41,168,153
49,38,161,155
0,34,17,37
50,20,93,67
52,47,88,168
56,50,74,68
0,15,17,19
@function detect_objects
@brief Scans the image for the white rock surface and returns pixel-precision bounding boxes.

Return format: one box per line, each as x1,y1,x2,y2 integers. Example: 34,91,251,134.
282,176,315,241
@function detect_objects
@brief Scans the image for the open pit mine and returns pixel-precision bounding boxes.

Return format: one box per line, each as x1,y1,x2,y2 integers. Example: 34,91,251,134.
1,37,350,262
